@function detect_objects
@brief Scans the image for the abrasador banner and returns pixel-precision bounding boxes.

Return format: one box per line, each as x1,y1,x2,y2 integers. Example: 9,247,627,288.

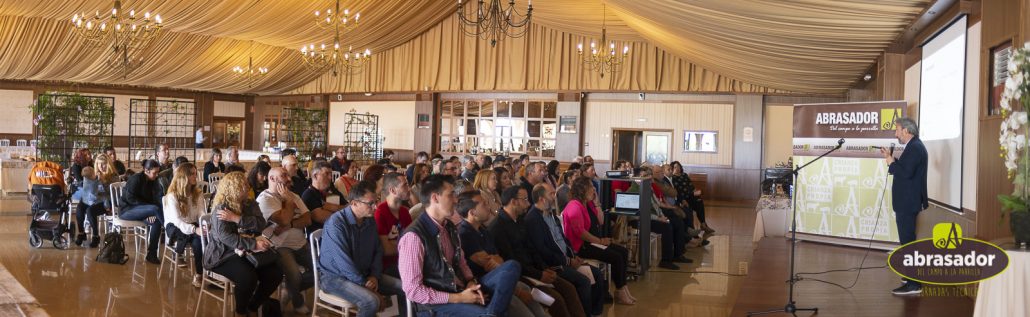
792,101,906,243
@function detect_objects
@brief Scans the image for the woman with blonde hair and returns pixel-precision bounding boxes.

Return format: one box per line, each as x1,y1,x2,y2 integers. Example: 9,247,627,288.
73,154,117,247
162,163,206,287
472,169,502,211
203,172,283,316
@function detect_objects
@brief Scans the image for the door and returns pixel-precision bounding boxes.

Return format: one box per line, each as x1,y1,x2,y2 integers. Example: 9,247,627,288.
212,118,245,148
642,131,673,166
611,130,642,168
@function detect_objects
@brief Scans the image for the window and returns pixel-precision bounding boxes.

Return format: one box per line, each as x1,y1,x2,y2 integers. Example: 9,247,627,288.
439,98,557,158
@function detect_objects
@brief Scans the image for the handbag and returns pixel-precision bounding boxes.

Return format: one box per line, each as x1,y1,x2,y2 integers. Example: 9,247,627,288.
245,249,279,268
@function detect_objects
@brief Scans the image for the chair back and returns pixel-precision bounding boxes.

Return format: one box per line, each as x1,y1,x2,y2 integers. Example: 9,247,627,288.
199,214,212,253
331,171,341,180
16,139,26,147
0,139,9,147
309,229,324,295
207,173,224,194
109,182,127,215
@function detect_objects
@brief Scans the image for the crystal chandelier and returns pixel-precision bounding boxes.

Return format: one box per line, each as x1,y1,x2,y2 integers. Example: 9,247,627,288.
233,41,269,88
457,0,533,47
300,0,370,76
71,0,162,78
577,5,629,78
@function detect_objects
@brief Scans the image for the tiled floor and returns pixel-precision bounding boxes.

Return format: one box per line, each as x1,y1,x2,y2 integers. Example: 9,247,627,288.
0,197,974,316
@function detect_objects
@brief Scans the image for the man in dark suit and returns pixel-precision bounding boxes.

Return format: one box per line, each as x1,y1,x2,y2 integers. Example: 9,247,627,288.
880,117,928,296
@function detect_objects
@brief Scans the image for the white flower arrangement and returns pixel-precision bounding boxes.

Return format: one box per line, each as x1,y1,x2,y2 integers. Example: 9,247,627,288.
999,42,1030,212
1000,43,1030,172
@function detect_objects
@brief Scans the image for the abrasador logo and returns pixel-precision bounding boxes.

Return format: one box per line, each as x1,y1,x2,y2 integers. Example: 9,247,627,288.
888,223,1009,285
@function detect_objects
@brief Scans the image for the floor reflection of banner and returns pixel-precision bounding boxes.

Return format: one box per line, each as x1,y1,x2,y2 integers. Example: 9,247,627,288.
793,155,898,243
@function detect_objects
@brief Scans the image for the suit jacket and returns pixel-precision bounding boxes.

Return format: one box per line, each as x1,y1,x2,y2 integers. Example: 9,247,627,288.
489,208,546,280
889,136,929,213
524,206,575,267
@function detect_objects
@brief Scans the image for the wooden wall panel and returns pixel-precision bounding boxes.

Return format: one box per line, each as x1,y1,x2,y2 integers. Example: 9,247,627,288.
976,0,1022,240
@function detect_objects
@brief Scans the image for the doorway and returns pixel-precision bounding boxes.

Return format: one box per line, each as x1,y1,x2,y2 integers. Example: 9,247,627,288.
611,129,673,168
212,118,245,148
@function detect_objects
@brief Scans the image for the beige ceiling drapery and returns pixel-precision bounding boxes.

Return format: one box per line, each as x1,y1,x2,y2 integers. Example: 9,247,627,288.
287,15,795,95
0,0,929,95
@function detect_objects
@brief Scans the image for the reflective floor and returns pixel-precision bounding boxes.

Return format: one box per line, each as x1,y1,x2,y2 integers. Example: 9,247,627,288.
0,197,974,316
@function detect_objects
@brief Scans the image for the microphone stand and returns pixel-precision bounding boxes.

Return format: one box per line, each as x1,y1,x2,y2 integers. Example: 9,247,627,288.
748,139,843,316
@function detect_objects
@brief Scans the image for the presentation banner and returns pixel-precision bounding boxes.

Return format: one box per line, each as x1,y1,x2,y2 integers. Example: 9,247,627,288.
792,101,906,243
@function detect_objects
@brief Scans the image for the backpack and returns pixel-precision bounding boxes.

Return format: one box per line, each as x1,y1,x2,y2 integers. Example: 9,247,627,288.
95,232,129,264
29,161,66,191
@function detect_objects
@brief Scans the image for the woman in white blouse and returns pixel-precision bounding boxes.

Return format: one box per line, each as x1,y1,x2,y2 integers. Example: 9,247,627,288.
162,162,207,287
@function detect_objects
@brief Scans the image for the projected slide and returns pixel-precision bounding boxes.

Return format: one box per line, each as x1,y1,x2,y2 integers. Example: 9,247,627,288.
918,16,967,210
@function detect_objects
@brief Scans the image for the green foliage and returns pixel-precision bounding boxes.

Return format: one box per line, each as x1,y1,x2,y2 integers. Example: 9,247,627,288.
30,93,114,166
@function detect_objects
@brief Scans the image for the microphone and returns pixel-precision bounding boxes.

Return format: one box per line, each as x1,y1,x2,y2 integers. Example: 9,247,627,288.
890,143,895,155
872,143,896,155
836,138,845,148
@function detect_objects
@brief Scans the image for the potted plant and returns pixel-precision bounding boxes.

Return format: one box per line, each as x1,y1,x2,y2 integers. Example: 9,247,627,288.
998,42,1030,246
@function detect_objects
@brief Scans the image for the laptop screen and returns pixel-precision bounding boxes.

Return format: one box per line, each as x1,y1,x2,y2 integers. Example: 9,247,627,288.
614,192,640,210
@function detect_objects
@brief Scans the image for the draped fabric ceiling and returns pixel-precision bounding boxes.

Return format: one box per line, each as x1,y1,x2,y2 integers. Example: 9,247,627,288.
0,0,930,95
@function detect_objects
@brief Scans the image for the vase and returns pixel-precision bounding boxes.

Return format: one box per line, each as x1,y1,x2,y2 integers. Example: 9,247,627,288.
1010,211,1030,246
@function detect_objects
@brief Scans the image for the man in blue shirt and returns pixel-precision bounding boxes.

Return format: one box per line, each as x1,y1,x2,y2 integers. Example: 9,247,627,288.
317,180,405,317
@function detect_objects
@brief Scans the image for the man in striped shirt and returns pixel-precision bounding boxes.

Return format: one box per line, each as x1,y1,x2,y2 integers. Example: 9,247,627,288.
398,174,520,316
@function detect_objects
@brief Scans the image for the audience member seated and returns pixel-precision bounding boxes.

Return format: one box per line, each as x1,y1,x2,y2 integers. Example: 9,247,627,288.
556,170,579,212
334,163,361,197
408,163,430,205
72,166,106,247
455,191,553,317
302,161,346,232
203,172,283,317
204,149,226,182
525,184,603,316
545,160,560,188
282,155,309,196
374,172,412,280
472,170,501,212
258,154,271,165
362,165,386,189
68,148,93,190
155,144,173,172
398,174,518,316
162,163,206,287
256,167,315,314
121,159,165,264
628,166,691,268
318,180,405,317
102,146,127,176
158,157,190,196
493,167,513,194
491,186,586,317
247,161,272,199
562,178,635,305
224,146,242,168
670,161,713,234
460,155,478,183
407,151,429,182
329,147,351,174
518,162,548,202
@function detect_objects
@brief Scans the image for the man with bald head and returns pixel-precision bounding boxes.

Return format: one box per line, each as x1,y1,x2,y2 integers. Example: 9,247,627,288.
257,166,316,313
282,155,310,196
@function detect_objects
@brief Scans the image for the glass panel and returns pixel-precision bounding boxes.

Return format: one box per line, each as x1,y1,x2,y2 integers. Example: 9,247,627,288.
466,119,477,135
541,140,556,158
453,100,465,117
479,119,495,136
479,137,494,152
480,101,495,117
441,118,452,134
528,121,541,138
511,101,525,117
457,118,465,136
512,120,526,138
543,102,557,118
528,101,542,118
501,138,525,153
441,136,455,152
464,137,477,153
527,140,541,156
542,121,557,139
467,101,480,117
497,101,510,117
441,101,452,117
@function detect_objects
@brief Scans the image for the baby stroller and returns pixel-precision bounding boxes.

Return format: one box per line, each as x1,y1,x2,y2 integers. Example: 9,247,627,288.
28,161,73,249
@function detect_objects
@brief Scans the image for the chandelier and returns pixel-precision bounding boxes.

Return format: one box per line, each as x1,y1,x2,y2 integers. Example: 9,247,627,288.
300,0,370,76
233,41,269,88
457,0,533,47
577,5,629,78
71,0,163,78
